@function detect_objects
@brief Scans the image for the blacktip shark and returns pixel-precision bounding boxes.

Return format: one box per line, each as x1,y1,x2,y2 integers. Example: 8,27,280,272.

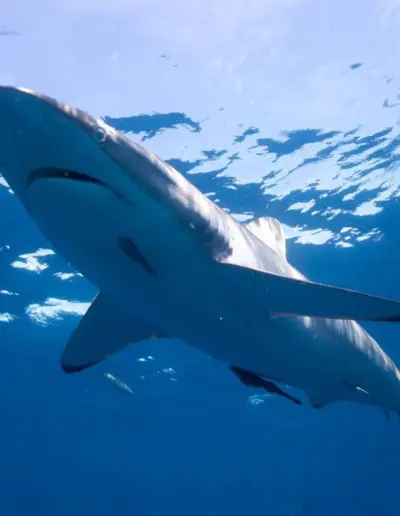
1,85,400,419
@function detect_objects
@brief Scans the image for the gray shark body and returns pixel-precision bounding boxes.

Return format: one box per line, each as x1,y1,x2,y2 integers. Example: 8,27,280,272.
1,86,400,416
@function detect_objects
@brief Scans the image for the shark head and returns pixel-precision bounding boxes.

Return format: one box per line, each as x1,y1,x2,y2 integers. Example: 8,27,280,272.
0,86,233,289
0,86,120,203
0,86,232,259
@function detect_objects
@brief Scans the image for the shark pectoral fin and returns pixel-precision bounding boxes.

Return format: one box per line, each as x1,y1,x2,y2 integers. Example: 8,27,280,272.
60,293,170,373
219,263,400,322
229,366,302,405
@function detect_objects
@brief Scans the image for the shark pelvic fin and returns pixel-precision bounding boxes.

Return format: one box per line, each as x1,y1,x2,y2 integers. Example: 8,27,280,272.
229,366,302,405
217,262,400,322
60,293,170,373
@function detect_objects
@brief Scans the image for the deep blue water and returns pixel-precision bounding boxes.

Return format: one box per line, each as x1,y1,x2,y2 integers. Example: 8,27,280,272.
2,2,400,514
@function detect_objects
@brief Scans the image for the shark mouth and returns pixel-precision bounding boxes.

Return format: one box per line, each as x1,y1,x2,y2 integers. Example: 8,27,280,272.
27,167,108,189
27,167,133,205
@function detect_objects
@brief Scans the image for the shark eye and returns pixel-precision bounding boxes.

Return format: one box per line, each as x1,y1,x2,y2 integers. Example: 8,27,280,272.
94,126,107,144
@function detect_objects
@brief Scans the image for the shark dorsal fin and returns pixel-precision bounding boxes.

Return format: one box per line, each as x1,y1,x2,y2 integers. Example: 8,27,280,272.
246,217,286,259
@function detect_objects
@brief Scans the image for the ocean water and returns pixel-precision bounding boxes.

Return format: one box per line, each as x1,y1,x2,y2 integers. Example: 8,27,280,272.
1,1,400,515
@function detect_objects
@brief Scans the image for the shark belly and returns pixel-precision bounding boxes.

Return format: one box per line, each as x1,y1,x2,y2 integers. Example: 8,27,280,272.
26,178,165,315
167,274,387,407
159,266,320,385
25,174,212,333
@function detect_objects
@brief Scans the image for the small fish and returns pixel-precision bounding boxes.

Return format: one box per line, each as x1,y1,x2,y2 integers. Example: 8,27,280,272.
104,373,134,396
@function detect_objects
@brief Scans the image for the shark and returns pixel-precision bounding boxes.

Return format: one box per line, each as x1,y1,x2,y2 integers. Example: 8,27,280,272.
1,85,400,418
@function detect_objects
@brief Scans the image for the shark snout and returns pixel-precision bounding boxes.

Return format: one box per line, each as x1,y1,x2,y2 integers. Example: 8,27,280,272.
0,86,73,197
0,86,116,201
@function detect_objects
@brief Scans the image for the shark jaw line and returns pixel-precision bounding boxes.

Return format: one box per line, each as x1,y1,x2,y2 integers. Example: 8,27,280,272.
27,167,133,204
27,167,109,189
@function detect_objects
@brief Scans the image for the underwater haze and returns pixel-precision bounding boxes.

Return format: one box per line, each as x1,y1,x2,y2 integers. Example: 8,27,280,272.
1,1,400,514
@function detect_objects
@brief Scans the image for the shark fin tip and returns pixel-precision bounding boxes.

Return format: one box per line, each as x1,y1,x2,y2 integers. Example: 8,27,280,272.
61,361,99,374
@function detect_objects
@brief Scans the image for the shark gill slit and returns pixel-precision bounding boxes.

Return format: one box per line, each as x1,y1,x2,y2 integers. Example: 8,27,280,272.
118,237,157,277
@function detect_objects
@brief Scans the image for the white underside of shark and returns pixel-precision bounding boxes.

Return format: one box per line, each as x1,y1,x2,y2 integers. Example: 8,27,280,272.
1,85,400,418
